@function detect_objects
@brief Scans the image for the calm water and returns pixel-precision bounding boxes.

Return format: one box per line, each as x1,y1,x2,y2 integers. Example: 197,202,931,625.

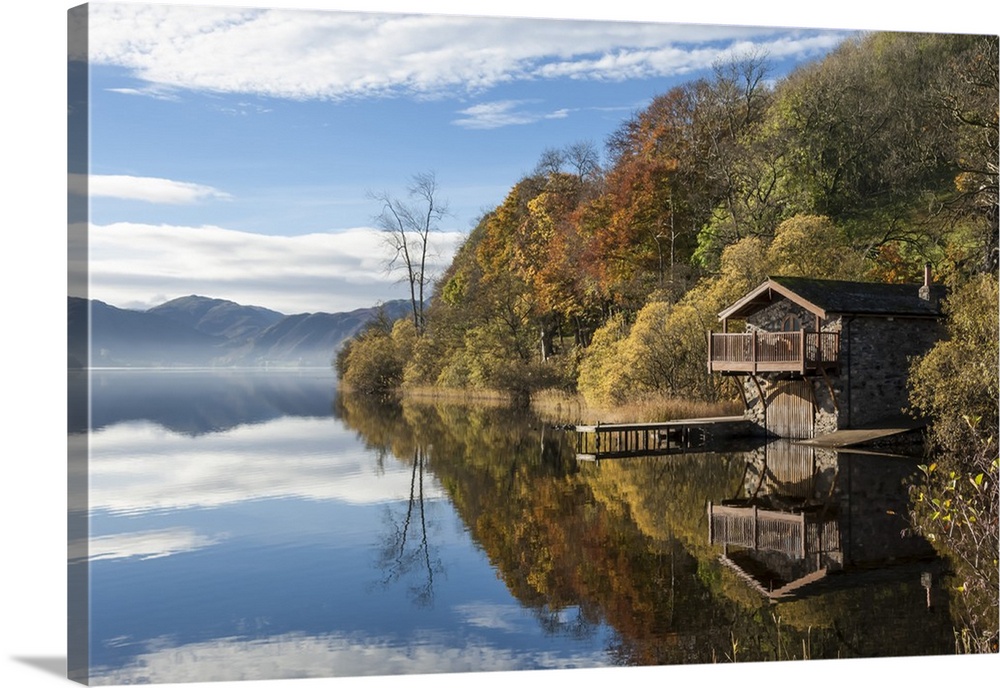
71,369,959,684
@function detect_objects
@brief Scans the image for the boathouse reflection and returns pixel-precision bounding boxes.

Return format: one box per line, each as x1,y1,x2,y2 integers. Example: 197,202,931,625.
707,441,937,601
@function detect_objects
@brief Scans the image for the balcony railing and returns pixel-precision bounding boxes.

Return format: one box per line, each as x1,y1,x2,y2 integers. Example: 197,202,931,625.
707,502,841,559
708,331,839,374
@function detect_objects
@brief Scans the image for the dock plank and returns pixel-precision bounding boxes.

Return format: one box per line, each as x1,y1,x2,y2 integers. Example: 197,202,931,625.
798,418,925,448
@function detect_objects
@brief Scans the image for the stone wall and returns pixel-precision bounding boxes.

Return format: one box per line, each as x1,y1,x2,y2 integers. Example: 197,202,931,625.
839,315,944,427
736,295,943,434
745,299,824,333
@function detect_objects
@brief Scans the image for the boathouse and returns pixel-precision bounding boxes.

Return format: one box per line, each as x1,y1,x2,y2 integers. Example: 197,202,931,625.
708,267,946,439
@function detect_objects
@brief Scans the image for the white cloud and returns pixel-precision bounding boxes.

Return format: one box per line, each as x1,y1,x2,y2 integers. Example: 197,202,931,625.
84,4,850,101
87,221,464,314
453,101,571,130
106,86,181,101
71,174,232,204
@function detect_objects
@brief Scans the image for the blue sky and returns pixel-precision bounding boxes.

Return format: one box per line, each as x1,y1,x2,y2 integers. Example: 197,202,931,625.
69,1,865,314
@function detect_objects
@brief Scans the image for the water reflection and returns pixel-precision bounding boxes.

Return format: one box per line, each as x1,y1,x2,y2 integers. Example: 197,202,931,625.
708,441,938,601
75,368,339,435
372,447,445,608
78,371,961,684
81,371,615,685
335,392,957,665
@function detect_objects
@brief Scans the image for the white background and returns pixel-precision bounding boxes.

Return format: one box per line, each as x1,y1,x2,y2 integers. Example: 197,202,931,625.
2,1,997,687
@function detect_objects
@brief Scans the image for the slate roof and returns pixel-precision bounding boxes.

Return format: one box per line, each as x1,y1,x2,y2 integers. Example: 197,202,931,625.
719,276,947,321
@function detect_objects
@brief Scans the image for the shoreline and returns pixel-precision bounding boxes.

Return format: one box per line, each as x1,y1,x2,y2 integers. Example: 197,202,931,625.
367,384,743,426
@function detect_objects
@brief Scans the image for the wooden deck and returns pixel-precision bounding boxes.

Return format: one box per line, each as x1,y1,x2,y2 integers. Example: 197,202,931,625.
797,417,926,448
573,416,758,461
708,331,839,375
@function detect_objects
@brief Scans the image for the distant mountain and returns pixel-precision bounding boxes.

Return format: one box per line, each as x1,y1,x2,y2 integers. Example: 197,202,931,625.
69,298,225,368
68,295,412,368
149,295,284,342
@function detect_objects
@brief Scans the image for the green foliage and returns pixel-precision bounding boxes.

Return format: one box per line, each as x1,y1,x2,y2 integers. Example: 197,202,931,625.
909,273,999,454
908,452,999,653
907,273,999,653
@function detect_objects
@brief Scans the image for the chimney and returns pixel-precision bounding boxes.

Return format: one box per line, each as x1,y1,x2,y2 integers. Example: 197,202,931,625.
919,262,932,302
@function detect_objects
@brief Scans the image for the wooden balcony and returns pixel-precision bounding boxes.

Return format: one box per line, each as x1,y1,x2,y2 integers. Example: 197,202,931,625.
708,331,839,375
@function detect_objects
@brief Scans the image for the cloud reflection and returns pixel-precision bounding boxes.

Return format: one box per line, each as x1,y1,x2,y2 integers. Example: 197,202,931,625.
85,528,222,562
89,416,446,515
88,629,609,685
454,602,534,633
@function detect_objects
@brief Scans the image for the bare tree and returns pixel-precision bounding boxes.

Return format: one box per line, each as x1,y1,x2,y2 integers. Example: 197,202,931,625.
369,172,448,334
532,147,567,177
565,140,602,181
532,141,602,181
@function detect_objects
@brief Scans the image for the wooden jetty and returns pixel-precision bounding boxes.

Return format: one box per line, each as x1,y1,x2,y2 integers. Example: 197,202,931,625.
573,416,758,461
796,416,926,449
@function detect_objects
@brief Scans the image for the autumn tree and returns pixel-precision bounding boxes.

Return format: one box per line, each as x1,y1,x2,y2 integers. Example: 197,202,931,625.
765,214,866,279
336,311,417,395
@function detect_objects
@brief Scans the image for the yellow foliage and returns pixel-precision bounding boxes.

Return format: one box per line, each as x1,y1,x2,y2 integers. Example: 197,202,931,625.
577,312,631,405
766,214,864,279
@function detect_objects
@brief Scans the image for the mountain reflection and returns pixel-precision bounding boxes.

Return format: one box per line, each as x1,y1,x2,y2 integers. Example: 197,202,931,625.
337,392,957,665
74,368,338,435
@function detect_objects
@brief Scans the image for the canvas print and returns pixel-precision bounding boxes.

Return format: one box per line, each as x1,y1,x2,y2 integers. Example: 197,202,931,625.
67,2,999,685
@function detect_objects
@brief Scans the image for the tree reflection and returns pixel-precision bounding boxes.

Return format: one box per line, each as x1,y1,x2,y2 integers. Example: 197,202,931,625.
337,391,960,665
373,445,443,608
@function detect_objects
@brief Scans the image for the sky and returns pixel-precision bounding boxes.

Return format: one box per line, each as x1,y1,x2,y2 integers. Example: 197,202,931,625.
2,4,999,688
69,1,866,315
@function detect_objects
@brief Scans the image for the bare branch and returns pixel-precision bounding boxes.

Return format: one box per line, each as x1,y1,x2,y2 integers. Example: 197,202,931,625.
367,172,449,333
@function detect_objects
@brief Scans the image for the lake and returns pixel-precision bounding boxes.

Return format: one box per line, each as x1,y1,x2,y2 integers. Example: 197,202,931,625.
69,368,959,684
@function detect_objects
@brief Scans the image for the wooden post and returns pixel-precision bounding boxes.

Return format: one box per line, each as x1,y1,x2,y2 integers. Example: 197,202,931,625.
800,513,807,558
799,328,806,374
751,331,758,374
734,376,750,409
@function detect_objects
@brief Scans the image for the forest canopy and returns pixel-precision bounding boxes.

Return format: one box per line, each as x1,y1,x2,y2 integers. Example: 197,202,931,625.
338,31,998,410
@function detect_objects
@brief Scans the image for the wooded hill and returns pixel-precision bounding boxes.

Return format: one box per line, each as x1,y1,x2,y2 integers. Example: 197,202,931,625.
338,32,998,408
